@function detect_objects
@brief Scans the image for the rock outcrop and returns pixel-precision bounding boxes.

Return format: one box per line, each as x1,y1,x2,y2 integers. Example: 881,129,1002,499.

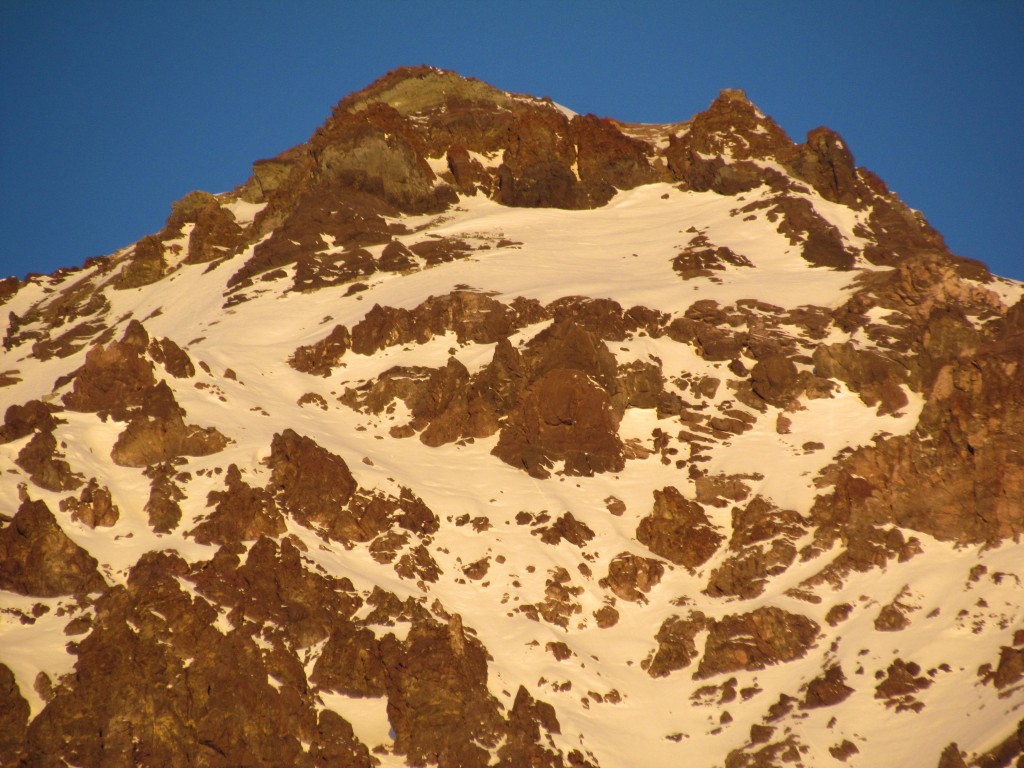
60,479,120,528
189,464,286,545
0,500,106,597
696,607,819,678
110,381,229,467
0,663,29,764
62,326,156,418
636,486,724,569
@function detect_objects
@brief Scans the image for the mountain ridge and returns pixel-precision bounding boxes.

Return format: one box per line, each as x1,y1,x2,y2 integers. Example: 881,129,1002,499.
1,67,1022,768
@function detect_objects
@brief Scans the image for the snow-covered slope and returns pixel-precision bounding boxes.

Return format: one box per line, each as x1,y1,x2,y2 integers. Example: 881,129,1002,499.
2,67,1022,768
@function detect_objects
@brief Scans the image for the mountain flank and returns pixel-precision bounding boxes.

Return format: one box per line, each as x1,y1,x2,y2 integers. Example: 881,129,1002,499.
1,66,1023,768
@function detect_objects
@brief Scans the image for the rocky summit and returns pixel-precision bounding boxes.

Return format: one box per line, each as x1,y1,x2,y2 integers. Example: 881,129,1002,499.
1,66,1023,768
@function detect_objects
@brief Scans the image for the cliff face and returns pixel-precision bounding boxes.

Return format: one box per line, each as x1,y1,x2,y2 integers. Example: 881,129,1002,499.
1,66,1022,768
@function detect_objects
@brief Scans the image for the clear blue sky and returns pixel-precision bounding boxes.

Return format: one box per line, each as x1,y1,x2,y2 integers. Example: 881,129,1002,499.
2,1,1022,282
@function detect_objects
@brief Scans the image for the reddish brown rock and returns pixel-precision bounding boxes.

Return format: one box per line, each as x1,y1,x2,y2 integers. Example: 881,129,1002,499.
148,336,195,378
857,194,961,267
749,353,800,407
113,234,166,289
393,487,440,536
723,734,809,768
533,512,596,547
15,429,83,491
409,358,477,447
594,605,620,628
494,107,580,209
0,399,60,443
936,743,969,768
829,740,860,762
549,296,666,341
874,600,911,632
706,539,797,600
292,247,379,291
190,536,361,648
706,497,804,599
520,567,585,628
189,464,286,545
23,549,365,767
143,462,185,533
811,312,1024,546
673,232,753,280
617,359,665,410
0,662,29,764
62,331,157,418
783,126,862,206
644,612,707,677
813,341,908,414
60,478,119,528
801,664,854,708
350,290,541,356
0,275,20,304
342,364,435,415
825,603,854,626
445,145,489,193
569,112,659,203
497,685,593,768
462,557,490,581
729,496,805,549
6,266,113,358
24,572,221,766
159,191,246,266
408,237,475,266
601,552,665,602
480,320,628,476
265,429,367,537
696,607,819,679
666,89,792,195
874,658,931,712
228,190,393,288
665,315,747,362
802,522,920,590
342,304,661,476
992,645,1024,690
0,499,106,596
378,239,418,271
956,718,1024,768
289,324,351,376
493,367,625,478
526,316,621,389
314,101,454,214
394,542,443,583
308,710,375,768
836,253,999,344
636,486,724,569
311,621,387,697
342,356,501,449
380,615,506,768
693,472,754,507
737,193,855,269
110,381,229,467
472,335,530,413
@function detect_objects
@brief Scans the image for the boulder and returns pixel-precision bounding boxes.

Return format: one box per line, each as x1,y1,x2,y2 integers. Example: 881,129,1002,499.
60,478,119,528
493,368,625,478
636,486,723,569
696,607,819,678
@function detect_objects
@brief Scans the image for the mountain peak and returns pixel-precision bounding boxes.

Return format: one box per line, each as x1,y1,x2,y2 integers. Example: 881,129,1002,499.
2,68,1023,768
333,65,517,118
718,86,752,102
